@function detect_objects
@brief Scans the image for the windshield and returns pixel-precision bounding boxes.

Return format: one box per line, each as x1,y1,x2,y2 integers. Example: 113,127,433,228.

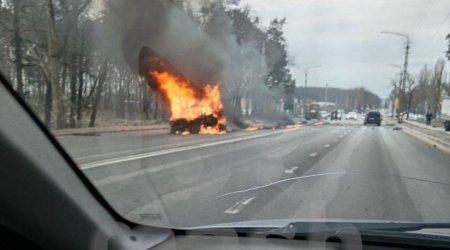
2,0,450,230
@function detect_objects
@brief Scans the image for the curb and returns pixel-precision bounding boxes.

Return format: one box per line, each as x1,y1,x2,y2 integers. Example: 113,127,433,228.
402,119,445,132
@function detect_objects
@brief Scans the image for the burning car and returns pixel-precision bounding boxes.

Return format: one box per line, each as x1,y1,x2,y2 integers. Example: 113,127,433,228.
139,47,226,134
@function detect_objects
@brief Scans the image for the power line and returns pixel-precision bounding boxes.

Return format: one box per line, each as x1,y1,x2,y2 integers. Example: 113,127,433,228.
411,0,436,37
417,12,450,59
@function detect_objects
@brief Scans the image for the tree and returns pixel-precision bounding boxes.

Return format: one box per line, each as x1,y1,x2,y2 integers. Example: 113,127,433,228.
200,2,278,116
1,0,297,129
12,0,24,97
446,33,450,61
228,7,267,114
264,18,293,90
430,59,445,116
405,75,416,119
46,0,65,129
89,58,109,127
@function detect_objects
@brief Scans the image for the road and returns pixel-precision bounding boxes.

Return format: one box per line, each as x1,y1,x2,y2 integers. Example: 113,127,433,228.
58,118,450,228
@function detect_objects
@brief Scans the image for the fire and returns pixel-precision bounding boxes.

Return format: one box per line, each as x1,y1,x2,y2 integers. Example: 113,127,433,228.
286,124,302,129
200,126,225,135
245,127,258,132
150,71,226,134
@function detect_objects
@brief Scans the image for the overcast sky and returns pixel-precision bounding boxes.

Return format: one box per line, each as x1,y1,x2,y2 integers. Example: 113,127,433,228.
240,0,450,98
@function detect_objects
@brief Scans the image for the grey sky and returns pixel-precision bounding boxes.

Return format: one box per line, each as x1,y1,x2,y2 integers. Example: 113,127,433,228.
240,0,450,98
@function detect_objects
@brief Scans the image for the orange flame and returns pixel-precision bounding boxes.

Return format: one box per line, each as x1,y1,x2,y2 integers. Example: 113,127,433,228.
150,71,226,134
286,124,302,129
245,127,258,132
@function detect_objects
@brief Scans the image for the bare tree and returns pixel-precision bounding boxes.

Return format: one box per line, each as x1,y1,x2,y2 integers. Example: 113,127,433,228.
89,58,109,127
12,0,25,97
46,0,65,128
405,75,416,119
430,59,445,116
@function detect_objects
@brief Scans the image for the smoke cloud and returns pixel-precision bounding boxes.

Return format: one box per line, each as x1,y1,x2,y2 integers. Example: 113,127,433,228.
99,0,269,122
104,0,224,84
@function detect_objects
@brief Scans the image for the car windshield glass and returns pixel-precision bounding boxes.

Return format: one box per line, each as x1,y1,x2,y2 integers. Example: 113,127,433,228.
2,0,450,231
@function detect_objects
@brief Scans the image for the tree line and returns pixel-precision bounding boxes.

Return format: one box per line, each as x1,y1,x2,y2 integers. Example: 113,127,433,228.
295,86,381,112
0,0,297,129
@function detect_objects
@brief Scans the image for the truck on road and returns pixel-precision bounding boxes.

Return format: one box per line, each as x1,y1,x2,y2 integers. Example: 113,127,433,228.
442,96,450,131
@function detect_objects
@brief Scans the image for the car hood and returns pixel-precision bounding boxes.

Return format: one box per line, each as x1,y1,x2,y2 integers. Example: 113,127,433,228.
185,219,450,237
186,218,414,230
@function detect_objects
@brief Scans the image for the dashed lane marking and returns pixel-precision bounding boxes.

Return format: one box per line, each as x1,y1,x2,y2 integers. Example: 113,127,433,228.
224,197,256,214
309,152,319,157
284,166,299,174
80,129,296,170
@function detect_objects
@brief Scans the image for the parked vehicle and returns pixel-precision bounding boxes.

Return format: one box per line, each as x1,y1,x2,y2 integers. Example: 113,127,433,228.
441,96,450,131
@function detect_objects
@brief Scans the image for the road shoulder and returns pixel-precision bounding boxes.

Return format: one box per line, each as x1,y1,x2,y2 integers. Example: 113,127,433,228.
385,117,450,155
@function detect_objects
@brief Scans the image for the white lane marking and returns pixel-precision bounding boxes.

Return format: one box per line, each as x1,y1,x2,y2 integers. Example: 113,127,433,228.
323,144,330,148
309,152,318,157
80,129,296,170
224,197,256,214
217,172,347,198
284,166,299,174
75,145,165,161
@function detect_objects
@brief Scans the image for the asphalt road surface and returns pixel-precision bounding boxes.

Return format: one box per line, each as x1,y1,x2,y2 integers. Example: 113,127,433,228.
58,118,450,228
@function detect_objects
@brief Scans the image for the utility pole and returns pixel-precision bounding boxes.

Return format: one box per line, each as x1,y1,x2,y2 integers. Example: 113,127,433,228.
302,65,320,115
303,70,308,116
400,38,410,122
381,31,410,123
304,70,308,98
324,78,338,103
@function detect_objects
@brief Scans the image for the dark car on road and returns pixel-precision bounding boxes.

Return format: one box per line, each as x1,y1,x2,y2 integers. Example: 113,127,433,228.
364,111,382,126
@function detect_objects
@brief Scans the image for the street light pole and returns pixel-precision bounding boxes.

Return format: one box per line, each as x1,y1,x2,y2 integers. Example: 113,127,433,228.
381,31,410,123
